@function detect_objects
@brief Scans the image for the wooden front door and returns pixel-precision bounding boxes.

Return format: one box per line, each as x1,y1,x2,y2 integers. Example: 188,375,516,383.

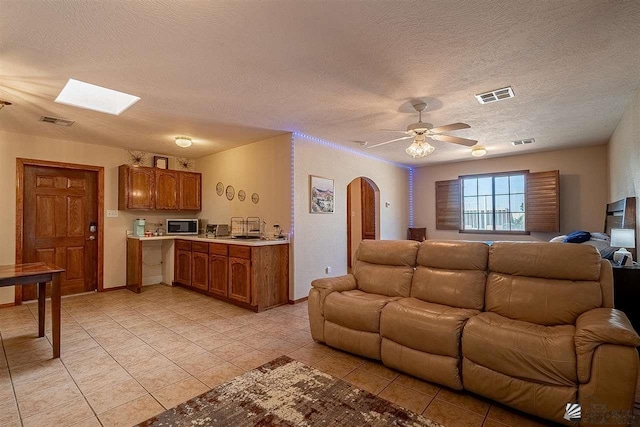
22,166,99,300
361,179,376,240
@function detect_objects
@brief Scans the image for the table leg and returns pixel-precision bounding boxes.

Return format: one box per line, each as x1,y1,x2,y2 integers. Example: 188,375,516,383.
38,282,46,337
51,273,61,358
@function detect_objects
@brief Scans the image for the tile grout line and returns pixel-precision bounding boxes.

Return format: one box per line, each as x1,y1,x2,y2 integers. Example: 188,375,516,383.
64,294,173,415
28,302,106,427
0,329,26,427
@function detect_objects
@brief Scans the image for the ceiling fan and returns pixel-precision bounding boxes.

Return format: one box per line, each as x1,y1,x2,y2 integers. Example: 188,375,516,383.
366,102,478,158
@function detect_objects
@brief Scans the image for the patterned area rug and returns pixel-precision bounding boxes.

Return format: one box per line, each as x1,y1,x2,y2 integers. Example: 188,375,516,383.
138,356,442,427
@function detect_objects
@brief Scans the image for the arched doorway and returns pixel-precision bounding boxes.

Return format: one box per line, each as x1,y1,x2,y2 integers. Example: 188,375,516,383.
347,177,380,269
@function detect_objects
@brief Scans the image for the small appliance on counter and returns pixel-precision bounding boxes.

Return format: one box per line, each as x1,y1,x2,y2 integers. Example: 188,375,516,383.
198,219,208,236
205,224,230,238
231,217,262,239
166,219,198,235
133,219,146,237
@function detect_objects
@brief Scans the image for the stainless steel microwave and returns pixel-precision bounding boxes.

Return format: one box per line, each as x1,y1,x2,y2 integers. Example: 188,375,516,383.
166,219,198,235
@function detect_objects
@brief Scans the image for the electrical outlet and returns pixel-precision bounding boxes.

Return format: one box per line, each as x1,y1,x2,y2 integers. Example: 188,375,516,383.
326,266,332,274
106,210,119,218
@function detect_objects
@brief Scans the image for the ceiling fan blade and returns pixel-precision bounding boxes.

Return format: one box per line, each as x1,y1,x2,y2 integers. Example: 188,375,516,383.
431,134,477,147
379,129,412,134
367,136,414,149
428,123,470,134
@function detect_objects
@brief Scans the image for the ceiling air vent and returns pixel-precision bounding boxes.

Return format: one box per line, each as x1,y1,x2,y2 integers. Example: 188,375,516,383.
475,87,515,104
40,116,75,126
511,138,535,146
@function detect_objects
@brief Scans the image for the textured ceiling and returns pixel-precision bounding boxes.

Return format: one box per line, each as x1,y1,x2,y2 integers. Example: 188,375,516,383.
1,1,639,164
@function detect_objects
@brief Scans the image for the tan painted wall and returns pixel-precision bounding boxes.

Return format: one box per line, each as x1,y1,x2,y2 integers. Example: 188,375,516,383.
348,178,363,266
608,86,640,242
196,133,292,238
293,136,409,300
413,144,609,242
0,130,195,304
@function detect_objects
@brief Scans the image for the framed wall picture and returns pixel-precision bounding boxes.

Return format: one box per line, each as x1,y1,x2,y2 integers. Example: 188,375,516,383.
153,156,169,169
310,175,334,213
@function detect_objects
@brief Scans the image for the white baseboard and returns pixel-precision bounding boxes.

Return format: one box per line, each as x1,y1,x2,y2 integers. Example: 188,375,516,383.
142,275,164,286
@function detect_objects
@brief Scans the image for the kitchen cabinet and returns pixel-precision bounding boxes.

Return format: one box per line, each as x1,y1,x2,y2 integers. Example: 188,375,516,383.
228,257,251,304
119,166,155,210
192,251,209,291
118,165,201,211
209,254,228,297
155,169,180,210
175,241,192,286
171,239,289,312
180,172,201,211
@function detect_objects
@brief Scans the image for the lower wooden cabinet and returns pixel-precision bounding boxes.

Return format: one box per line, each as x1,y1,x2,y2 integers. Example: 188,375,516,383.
209,254,228,297
228,257,251,304
191,252,209,291
175,249,192,286
173,240,288,311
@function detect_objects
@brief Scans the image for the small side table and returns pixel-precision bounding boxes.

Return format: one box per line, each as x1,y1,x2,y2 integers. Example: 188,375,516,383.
611,263,640,333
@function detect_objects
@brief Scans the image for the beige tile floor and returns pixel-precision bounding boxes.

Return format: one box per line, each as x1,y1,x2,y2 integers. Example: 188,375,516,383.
0,284,560,427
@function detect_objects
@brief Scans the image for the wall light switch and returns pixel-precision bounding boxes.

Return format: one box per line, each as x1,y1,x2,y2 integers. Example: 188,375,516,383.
326,266,332,274
106,210,119,218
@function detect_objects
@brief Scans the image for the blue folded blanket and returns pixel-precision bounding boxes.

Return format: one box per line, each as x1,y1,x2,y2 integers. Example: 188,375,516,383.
563,231,591,244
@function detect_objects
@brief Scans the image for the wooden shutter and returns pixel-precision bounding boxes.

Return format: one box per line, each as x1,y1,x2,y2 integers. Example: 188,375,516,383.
526,170,560,232
436,179,461,230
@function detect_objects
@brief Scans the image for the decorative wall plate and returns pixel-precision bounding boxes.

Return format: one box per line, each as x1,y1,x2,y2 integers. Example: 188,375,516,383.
226,185,235,200
216,182,224,196
251,193,259,204
238,190,246,201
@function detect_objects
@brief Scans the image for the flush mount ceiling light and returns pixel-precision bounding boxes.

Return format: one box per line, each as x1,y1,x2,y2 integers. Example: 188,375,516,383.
471,145,487,157
55,79,140,115
175,136,192,148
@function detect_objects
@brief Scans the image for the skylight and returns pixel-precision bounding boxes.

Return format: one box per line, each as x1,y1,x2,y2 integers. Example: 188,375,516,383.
55,79,140,115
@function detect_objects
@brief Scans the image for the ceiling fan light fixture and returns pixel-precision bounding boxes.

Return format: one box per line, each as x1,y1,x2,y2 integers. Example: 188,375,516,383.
406,140,435,158
471,145,487,157
175,136,192,148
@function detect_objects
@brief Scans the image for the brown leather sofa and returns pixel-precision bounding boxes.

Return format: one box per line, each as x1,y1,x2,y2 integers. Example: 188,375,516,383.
308,240,640,425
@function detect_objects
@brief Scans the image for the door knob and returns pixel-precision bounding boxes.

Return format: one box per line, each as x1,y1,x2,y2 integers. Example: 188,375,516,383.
87,236,96,241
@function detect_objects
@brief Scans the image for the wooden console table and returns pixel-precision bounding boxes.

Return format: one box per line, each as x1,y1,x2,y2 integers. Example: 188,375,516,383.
0,263,64,358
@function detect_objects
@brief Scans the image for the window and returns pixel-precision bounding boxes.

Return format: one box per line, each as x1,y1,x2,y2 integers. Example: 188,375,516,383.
435,170,559,233
461,173,525,232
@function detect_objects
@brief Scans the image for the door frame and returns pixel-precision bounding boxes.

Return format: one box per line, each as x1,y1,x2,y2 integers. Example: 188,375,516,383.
15,158,105,304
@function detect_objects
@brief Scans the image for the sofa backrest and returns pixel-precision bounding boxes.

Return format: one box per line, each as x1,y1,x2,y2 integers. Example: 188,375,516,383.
411,241,489,310
486,242,613,326
353,240,420,297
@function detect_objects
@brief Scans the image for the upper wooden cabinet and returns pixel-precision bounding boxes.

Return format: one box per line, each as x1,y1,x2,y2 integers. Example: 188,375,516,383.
155,169,180,210
118,165,201,211
180,172,201,211
119,166,155,210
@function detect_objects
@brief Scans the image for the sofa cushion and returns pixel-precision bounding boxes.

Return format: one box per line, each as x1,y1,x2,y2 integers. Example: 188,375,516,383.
486,242,605,325
463,312,577,387
353,240,419,297
485,273,602,326
411,241,488,310
381,297,479,357
324,290,400,333
489,241,601,281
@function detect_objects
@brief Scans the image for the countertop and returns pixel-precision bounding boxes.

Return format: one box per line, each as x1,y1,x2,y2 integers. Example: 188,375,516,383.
127,235,289,247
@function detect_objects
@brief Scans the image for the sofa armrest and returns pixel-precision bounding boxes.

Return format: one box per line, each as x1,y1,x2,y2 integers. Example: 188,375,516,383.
575,308,640,383
311,274,356,291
